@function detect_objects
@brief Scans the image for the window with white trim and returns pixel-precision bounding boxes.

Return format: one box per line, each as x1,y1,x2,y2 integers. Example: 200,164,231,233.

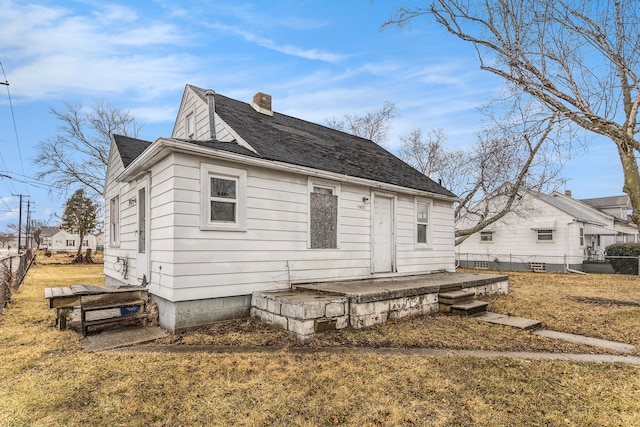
200,163,247,231
109,196,120,245
537,229,553,241
480,231,493,242
579,227,584,246
66,240,75,247
186,112,195,139
416,201,430,245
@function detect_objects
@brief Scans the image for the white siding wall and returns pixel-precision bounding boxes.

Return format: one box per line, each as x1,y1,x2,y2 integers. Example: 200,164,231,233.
457,194,577,266
134,152,455,303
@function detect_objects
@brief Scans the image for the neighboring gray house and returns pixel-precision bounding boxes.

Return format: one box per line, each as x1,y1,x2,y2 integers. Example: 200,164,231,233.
103,84,458,332
456,189,638,272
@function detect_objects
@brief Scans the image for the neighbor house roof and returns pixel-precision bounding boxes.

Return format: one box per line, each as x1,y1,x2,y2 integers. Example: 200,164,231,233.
529,190,606,225
580,195,631,210
40,226,61,237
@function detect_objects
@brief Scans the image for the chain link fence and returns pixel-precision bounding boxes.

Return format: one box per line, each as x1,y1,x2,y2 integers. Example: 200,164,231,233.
0,249,36,313
456,251,640,275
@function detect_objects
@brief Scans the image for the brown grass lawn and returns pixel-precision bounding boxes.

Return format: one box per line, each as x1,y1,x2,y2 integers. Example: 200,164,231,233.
0,263,638,426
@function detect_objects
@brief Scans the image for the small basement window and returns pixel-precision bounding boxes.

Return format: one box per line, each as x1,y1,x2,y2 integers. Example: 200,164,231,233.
474,261,489,270
528,262,546,272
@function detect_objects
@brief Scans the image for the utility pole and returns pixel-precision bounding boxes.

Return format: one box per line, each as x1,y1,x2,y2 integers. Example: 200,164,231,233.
25,200,32,249
12,194,29,253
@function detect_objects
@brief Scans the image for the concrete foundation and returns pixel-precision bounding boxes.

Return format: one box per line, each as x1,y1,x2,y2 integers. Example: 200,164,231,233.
153,294,251,333
254,272,509,340
251,290,349,341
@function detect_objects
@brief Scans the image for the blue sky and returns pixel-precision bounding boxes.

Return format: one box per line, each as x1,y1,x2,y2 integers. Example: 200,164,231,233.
0,0,624,231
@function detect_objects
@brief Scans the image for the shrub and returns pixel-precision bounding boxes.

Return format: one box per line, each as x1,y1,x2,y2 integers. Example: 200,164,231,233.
605,243,640,275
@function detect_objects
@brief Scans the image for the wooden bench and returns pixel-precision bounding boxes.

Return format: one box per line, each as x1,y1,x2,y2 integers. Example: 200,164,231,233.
80,292,147,337
44,286,81,330
45,285,148,335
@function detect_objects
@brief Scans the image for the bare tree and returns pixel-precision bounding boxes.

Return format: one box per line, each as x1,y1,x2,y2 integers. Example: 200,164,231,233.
34,100,143,200
385,0,640,229
398,128,472,196
326,102,397,146
399,93,567,245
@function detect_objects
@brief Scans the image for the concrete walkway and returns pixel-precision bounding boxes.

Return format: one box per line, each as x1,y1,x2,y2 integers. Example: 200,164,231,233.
109,344,640,365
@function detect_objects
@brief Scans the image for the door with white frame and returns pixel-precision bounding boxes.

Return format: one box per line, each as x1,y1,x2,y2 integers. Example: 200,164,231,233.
136,179,149,283
372,194,395,273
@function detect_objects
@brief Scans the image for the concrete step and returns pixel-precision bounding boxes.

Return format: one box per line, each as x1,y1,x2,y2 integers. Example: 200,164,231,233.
450,300,489,316
475,312,542,330
438,289,476,305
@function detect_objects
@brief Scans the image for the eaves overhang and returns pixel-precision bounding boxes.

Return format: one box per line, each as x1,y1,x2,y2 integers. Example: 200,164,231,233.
117,138,459,203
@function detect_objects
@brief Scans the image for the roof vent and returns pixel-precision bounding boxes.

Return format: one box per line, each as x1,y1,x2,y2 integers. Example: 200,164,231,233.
251,92,273,116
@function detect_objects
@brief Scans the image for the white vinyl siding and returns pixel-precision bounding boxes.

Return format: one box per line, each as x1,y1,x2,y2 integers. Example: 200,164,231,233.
109,152,456,302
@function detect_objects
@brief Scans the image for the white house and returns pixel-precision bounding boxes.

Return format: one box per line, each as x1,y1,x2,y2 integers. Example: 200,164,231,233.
103,85,458,332
40,226,97,253
456,188,638,272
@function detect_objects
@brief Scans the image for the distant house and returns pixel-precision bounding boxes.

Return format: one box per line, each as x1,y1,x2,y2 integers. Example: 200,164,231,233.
456,188,638,272
40,226,97,253
103,84,458,332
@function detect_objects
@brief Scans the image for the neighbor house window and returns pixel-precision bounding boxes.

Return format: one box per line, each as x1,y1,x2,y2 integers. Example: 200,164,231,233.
310,184,338,249
416,201,430,245
186,112,195,139
109,196,120,245
82,240,89,247
66,240,75,247
200,163,246,231
480,231,493,242
537,229,553,241
579,227,584,246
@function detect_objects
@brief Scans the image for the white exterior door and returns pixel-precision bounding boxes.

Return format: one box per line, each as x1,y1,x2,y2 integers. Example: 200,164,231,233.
372,195,394,273
136,180,149,283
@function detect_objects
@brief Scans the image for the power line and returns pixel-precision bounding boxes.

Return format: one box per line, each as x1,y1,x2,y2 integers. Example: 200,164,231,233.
0,61,26,193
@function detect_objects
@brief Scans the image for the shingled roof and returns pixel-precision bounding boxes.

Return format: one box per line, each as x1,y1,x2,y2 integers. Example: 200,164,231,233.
113,134,152,168
189,86,456,198
114,86,456,198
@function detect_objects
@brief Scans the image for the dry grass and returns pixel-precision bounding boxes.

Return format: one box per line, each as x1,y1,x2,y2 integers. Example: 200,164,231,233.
0,264,639,426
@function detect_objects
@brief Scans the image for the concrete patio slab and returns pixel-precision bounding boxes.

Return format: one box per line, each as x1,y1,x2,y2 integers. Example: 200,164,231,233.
533,330,636,354
475,311,542,330
295,272,508,303
83,326,168,352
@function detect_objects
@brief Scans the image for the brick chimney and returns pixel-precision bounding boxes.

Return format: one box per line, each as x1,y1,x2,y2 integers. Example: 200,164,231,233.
251,92,273,116
565,189,572,197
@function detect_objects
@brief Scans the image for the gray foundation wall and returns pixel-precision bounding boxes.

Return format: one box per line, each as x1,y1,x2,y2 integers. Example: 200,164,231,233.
152,294,251,333
457,260,581,273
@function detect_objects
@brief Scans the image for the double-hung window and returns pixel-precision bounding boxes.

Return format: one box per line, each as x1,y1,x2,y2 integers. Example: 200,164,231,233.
200,163,247,231
186,112,195,139
416,200,431,246
537,229,553,241
480,231,493,242
109,196,120,245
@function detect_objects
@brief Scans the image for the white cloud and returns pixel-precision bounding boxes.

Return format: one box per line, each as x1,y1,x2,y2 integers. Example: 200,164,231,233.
204,23,345,63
